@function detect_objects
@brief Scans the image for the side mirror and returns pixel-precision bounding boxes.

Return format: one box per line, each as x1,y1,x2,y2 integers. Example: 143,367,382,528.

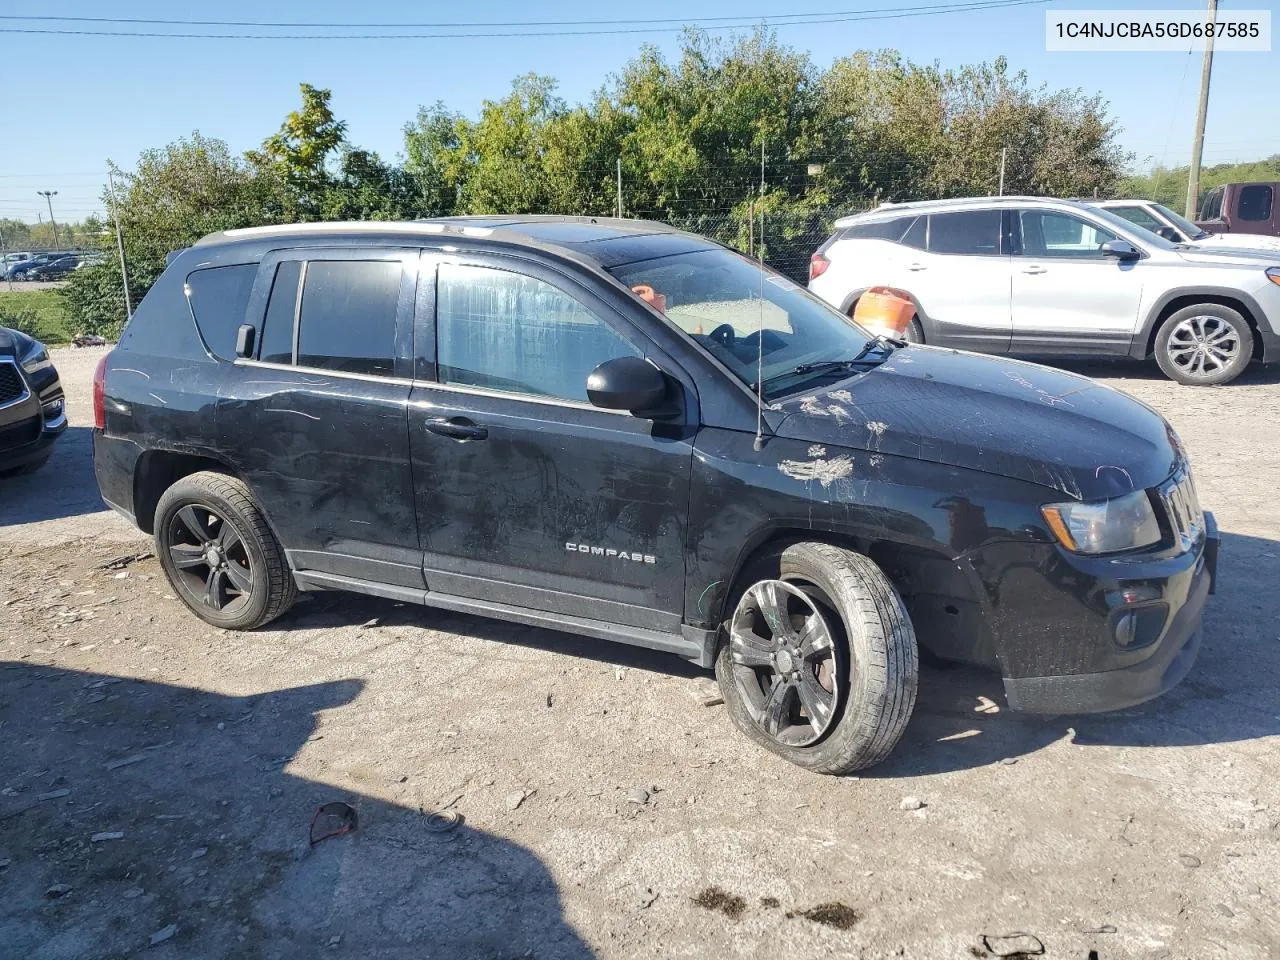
586,357,667,415
234,324,257,359
1156,226,1181,242
1101,239,1141,261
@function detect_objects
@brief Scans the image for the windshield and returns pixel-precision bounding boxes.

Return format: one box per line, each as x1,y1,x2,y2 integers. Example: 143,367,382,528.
1153,202,1211,240
609,248,875,400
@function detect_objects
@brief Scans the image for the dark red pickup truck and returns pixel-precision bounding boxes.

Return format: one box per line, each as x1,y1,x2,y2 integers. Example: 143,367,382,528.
1197,182,1280,238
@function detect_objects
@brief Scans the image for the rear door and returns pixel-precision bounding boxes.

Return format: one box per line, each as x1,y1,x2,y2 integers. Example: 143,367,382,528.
907,209,1012,353
407,253,695,632
217,246,423,587
1009,208,1143,355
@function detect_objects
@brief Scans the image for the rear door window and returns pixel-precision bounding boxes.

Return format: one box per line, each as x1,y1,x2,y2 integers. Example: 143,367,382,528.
185,264,257,361
1238,185,1274,222
296,261,402,376
927,210,1003,255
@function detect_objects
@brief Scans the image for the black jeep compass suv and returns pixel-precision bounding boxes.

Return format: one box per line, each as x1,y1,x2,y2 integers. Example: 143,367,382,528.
92,217,1218,774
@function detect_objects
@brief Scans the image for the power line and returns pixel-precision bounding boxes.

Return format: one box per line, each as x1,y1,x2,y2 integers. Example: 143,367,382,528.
0,1,1048,31
0,0,1051,40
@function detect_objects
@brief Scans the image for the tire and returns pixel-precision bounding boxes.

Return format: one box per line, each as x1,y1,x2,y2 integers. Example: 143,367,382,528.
1154,303,1252,386
714,541,918,775
154,470,296,630
903,317,924,344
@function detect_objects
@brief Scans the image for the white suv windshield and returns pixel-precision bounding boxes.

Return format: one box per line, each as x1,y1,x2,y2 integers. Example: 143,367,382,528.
1152,203,1211,240
609,248,875,400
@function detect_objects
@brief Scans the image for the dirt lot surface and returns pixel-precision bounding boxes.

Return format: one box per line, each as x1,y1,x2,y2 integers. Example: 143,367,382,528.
3,347,1279,960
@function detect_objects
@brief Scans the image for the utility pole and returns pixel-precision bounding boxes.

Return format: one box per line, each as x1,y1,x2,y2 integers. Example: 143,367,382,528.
760,139,766,194
37,190,60,248
107,164,133,319
615,158,623,219
998,147,1007,196
1185,0,1218,220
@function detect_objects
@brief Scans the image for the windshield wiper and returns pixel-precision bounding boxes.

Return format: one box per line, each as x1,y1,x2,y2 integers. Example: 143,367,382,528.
756,336,901,392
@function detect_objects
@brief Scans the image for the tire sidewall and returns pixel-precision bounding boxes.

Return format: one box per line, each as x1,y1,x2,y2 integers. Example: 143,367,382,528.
154,480,274,629
715,542,912,773
1155,304,1252,386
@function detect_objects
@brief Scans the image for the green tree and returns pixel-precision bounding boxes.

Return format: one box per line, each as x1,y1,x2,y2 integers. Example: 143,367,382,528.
247,83,348,218
63,132,287,336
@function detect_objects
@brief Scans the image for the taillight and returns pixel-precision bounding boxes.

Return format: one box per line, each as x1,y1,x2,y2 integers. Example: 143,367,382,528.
92,351,111,430
810,253,830,281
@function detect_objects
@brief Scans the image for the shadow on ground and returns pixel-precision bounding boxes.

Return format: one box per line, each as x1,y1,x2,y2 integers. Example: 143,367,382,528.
0,663,593,960
0,427,107,527
871,530,1280,777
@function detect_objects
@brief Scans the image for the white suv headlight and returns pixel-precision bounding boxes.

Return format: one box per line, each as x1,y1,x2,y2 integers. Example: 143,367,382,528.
1041,490,1162,555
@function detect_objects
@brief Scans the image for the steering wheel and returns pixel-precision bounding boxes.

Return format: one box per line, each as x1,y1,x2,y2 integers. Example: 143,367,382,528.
708,323,737,348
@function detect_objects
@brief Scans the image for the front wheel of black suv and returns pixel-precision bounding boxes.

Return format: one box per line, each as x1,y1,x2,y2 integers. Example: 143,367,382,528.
154,471,296,630
1154,303,1253,386
714,542,918,775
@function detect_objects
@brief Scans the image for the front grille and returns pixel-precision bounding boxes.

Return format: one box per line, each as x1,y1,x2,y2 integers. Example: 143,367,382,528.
0,360,27,407
1160,468,1204,550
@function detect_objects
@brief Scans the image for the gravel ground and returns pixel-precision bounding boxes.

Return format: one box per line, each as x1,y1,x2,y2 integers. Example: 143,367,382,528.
2,347,1279,960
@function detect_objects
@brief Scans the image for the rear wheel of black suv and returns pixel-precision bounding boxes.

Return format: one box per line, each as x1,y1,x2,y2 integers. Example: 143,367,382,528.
1154,303,1253,386
154,471,296,630
714,542,918,775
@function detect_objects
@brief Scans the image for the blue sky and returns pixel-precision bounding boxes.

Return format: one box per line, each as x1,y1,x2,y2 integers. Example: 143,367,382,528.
2,0,1276,226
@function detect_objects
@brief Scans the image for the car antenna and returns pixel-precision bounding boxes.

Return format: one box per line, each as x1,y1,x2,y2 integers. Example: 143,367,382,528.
753,204,767,452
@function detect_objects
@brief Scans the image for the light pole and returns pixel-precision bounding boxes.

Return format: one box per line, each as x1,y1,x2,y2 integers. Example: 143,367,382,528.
37,190,60,248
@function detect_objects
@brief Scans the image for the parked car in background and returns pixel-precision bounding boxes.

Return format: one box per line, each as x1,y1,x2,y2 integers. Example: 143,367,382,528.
0,325,66,476
4,251,76,281
25,255,81,281
93,216,1217,775
1197,182,1280,238
1093,198,1280,254
809,196,1280,385
1,252,33,267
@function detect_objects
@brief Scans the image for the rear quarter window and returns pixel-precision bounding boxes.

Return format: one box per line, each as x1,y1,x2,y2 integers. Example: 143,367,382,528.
185,264,258,361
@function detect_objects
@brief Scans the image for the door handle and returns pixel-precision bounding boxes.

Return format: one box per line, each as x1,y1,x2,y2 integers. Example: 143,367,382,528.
424,417,488,441
906,262,928,272
1022,265,1048,275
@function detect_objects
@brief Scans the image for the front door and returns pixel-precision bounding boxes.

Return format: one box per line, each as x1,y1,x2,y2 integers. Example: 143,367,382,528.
1009,208,1143,356
408,254,694,632
218,246,423,587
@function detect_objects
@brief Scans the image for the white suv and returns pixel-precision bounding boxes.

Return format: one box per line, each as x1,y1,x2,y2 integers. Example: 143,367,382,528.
809,196,1280,385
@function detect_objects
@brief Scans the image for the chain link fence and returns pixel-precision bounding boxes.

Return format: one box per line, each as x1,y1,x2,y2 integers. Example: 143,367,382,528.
645,204,872,284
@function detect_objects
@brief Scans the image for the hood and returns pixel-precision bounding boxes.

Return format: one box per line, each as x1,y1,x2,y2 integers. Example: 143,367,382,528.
772,345,1179,501
1191,233,1280,254
1174,246,1280,267
0,326,18,358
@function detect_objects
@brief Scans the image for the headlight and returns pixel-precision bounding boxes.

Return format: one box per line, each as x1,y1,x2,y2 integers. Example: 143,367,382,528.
18,337,50,374
1041,490,1162,554
1267,266,1280,287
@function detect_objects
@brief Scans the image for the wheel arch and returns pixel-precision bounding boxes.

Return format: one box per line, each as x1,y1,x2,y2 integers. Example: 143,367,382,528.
704,526,994,668
132,450,242,535
1138,289,1266,362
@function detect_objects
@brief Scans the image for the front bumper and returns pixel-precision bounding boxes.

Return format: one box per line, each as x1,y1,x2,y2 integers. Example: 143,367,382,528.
0,365,66,471
1002,511,1218,714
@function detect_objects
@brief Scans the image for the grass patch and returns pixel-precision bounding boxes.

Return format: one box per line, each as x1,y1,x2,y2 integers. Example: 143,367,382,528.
0,288,74,343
